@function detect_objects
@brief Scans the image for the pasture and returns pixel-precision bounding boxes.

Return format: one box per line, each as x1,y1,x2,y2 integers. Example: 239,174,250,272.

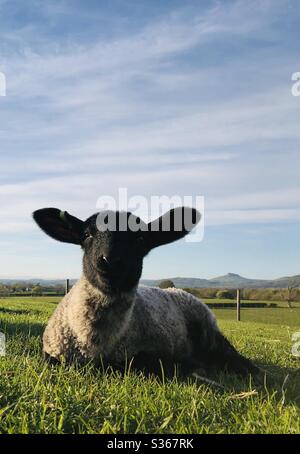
0,296,299,434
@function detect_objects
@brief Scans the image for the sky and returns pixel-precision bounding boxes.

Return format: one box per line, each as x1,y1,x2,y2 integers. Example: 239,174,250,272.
0,0,300,280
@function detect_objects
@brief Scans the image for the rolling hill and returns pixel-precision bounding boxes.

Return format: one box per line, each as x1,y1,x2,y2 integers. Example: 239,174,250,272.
1,273,300,289
141,273,300,288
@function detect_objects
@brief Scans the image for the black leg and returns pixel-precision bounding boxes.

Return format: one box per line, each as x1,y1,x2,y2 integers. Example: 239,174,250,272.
129,351,177,378
208,332,259,376
43,351,60,365
188,321,258,377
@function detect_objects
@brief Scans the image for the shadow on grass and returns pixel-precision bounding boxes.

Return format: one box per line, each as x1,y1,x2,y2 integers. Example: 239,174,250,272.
0,320,45,337
0,320,45,357
255,360,300,407
41,351,300,409
208,359,300,407
0,308,44,316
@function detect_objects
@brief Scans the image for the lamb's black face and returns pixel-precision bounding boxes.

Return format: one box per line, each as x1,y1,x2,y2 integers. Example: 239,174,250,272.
33,206,201,295
82,212,148,293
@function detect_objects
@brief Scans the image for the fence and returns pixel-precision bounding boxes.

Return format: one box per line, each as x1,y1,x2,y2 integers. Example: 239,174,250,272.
1,281,283,322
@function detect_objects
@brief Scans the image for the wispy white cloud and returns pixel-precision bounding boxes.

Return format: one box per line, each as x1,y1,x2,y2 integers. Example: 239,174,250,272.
209,187,300,211
206,208,300,226
1,0,300,278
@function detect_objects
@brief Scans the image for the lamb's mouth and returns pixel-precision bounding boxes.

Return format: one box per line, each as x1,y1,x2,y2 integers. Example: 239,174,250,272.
97,270,129,294
98,269,121,282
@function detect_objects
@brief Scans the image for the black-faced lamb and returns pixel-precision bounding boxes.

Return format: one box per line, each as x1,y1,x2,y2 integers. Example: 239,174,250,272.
33,206,258,378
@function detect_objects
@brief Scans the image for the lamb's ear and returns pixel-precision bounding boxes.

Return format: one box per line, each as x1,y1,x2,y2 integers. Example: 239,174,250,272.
145,207,201,250
32,208,84,245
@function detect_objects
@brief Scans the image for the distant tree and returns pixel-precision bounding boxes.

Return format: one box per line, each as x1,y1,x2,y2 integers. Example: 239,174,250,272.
183,287,198,297
281,284,299,308
32,284,42,295
12,282,23,293
0,284,9,297
216,289,234,299
158,279,175,289
53,284,64,294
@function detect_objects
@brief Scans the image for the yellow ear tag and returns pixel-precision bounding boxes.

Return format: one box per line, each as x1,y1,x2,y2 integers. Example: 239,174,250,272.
59,211,72,229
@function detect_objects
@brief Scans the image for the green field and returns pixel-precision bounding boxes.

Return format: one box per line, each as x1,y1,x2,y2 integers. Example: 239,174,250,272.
0,296,299,434
205,298,300,327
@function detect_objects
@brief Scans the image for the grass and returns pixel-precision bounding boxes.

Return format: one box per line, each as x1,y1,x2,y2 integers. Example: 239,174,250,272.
206,299,300,327
0,296,299,434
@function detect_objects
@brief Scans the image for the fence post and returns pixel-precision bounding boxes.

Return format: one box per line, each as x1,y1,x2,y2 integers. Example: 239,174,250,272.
65,279,70,295
237,288,241,321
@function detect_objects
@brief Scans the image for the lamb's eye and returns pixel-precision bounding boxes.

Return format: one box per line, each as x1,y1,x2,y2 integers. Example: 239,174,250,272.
83,231,93,241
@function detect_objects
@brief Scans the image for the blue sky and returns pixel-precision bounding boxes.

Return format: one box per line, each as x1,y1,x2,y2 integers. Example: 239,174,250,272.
0,0,300,280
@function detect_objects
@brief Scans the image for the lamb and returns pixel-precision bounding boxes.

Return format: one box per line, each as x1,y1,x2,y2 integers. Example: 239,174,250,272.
33,206,258,378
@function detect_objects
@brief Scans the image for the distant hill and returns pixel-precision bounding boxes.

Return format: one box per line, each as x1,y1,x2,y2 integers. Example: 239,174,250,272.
1,273,300,289
141,273,300,289
207,272,273,288
141,277,210,288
